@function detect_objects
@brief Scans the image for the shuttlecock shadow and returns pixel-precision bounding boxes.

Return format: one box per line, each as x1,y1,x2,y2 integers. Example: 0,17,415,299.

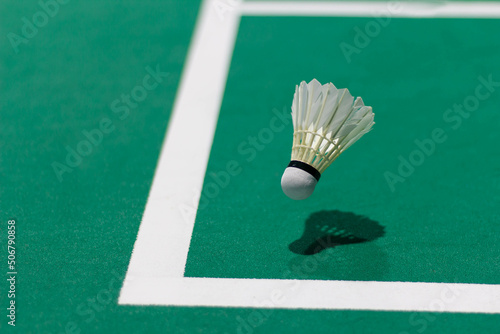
289,210,385,255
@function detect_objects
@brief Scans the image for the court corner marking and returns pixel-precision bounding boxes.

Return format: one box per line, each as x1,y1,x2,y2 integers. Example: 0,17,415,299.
119,0,500,313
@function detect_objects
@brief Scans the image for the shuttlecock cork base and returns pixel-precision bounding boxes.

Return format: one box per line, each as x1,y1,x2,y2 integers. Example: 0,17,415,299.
281,161,321,200
281,79,374,200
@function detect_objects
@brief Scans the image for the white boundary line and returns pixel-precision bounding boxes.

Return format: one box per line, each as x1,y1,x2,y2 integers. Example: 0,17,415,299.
240,1,500,17
119,0,500,313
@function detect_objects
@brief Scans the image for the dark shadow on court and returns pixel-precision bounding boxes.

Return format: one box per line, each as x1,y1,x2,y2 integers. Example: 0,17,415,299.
289,210,385,255
287,210,388,280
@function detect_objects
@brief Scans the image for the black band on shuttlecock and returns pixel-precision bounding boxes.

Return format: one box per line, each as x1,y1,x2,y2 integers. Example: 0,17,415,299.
287,160,321,181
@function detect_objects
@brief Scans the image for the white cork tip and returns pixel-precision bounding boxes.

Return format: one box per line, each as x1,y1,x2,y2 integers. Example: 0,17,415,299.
281,167,318,200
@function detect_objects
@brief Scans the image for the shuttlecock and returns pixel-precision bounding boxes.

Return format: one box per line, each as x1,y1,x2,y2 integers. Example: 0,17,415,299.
281,79,374,200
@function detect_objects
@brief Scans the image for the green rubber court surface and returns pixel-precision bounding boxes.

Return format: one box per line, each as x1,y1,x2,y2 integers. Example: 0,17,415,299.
1,0,500,333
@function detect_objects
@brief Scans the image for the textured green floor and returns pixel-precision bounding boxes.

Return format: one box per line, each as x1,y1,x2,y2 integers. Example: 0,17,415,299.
185,16,500,284
1,1,499,333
